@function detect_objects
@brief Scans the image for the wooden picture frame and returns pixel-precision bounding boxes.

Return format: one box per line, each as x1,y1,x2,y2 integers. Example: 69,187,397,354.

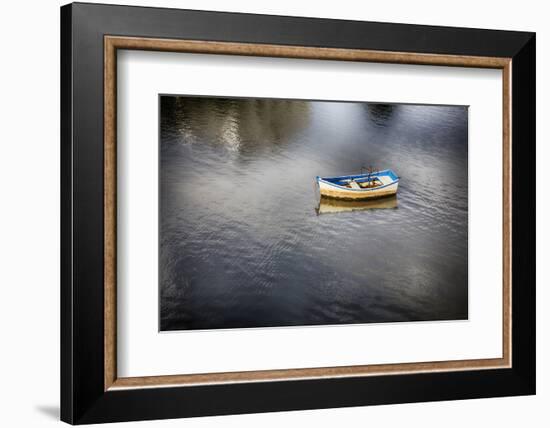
61,2,535,424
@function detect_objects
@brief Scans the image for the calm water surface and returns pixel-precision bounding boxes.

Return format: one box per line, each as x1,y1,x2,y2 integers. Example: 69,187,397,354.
160,96,468,331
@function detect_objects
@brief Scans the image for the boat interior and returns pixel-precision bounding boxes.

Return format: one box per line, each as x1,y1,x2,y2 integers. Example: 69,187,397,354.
344,177,383,189
319,170,399,189
342,174,395,189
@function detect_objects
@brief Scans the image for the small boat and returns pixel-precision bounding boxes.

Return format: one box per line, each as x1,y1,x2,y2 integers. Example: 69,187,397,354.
316,169,399,200
316,194,398,214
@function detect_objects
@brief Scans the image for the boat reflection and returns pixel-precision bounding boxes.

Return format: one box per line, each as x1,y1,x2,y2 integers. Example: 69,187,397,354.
316,195,398,215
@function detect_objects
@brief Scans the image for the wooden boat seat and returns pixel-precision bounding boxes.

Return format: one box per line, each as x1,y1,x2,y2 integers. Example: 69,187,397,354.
348,181,361,189
378,176,393,185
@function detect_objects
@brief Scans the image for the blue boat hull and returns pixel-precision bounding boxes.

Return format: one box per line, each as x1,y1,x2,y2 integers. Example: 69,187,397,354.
316,169,400,200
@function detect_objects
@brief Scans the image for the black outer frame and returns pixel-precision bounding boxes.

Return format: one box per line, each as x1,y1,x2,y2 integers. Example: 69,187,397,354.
60,2,535,424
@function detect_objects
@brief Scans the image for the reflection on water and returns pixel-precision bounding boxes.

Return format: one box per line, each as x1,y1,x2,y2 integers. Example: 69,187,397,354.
160,96,310,153
316,195,398,215
365,104,396,127
160,96,468,331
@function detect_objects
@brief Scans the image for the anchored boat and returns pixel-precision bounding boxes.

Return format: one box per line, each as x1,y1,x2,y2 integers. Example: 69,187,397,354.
316,169,399,200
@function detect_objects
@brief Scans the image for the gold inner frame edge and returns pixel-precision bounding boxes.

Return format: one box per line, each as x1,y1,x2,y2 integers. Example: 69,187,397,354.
104,35,512,391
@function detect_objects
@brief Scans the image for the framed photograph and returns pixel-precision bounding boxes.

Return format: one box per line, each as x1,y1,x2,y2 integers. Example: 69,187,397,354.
61,2,535,424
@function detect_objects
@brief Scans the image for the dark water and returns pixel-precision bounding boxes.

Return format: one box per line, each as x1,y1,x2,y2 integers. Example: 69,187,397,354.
159,96,468,331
